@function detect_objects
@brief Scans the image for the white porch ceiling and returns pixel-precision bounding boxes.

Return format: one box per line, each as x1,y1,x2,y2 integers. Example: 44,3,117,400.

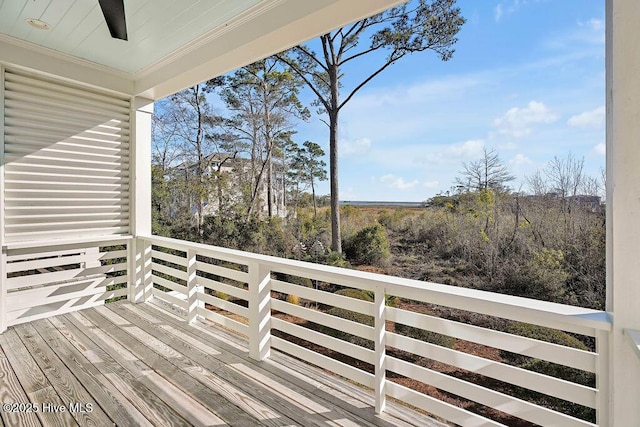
0,0,407,99
0,0,263,74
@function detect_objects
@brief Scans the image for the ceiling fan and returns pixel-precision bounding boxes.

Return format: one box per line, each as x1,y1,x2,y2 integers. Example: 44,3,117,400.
98,0,127,41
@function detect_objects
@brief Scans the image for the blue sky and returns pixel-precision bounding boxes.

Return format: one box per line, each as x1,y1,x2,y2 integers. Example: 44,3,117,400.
294,0,605,201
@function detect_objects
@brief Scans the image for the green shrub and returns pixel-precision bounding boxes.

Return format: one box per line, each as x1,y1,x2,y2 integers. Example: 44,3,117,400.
501,322,595,422
344,224,390,266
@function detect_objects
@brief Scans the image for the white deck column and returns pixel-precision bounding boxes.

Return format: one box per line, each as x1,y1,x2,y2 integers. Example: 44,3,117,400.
248,262,271,360
130,98,153,303
374,287,387,414
0,65,5,334
606,0,640,425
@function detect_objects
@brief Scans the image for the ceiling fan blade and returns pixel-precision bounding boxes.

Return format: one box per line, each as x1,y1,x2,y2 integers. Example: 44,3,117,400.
98,0,127,40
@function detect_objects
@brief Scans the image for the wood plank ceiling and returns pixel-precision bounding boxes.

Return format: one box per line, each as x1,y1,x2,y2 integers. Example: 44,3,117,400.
0,0,263,74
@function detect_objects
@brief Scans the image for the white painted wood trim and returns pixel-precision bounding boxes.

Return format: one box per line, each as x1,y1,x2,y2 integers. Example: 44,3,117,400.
271,336,375,388
0,64,5,334
140,235,611,334
197,306,249,336
387,306,596,372
248,262,271,360
271,279,374,315
625,329,640,360
374,287,386,414
186,249,198,323
271,317,374,364
386,382,505,427
196,276,248,301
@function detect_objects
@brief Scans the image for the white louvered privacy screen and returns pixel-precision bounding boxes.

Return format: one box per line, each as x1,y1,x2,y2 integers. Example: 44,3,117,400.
2,68,131,243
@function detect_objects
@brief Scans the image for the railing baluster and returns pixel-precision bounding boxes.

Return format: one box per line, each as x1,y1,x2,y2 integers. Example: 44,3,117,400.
130,237,152,303
596,328,611,426
249,262,271,361
186,249,198,323
374,286,387,414
0,250,6,334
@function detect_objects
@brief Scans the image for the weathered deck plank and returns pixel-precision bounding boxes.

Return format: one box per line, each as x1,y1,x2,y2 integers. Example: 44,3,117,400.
13,323,113,427
0,301,444,427
0,344,41,427
30,318,153,427
0,330,78,427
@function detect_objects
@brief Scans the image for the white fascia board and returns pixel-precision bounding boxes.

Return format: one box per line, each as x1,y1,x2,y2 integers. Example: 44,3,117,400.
134,0,408,99
0,35,134,96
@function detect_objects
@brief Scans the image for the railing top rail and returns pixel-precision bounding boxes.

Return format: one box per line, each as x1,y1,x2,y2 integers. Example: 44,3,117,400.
141,234,612,333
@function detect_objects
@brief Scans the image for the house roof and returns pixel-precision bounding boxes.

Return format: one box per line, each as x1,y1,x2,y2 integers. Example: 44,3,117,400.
0,0,406,100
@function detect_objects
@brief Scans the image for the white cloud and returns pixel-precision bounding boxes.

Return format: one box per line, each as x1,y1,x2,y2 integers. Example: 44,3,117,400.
579,18,604,32
423,181,439,189
340,137,371,157
380,174,420,190
592,143,606,156
445,139,485,159
494,4,503,22
509,153,532,166
493,101,558,137
567,106,605,129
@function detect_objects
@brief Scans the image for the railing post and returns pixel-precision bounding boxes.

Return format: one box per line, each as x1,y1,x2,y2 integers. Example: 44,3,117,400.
248,262,271,361
374,286,386,414
0,250,6,334
596,329,611,426
186,249,199,323
130,237,152,303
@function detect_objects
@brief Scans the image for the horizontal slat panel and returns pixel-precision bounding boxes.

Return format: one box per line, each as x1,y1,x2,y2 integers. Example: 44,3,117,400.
5,135,129,153
196,276,248,301
387,307,596,372
101,287,128,301
386,357,591,427
271,317,375,364
6,213,128,225
196,261,249,284
5,96,130,123
151,288,187,310
7,279,108,311
5,71,129,107
198,292,248,318
385,382,505,427
7,263,127,290
7,299,104,326
271,299,374,341
151,274,187,294
7,252,96,273
3,69,130,244
271,336,374,388
5,145,126,164
151,249,187,267
271,279,373,315
6,162,129,177
386,332,596,408
197,306,249,335
151,261,188,281
4,227,131,242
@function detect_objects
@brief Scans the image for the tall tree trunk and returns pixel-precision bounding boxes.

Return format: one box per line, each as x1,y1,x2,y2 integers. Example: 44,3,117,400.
329,63,342,253
311,178,317,218
267,148,273,218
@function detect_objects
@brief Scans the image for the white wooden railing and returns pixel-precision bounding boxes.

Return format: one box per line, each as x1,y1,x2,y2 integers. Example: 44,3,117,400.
0,235,132,331
138,234,612,427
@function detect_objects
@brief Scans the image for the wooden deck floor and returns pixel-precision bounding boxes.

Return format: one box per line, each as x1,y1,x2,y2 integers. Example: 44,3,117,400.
0,301,444,427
